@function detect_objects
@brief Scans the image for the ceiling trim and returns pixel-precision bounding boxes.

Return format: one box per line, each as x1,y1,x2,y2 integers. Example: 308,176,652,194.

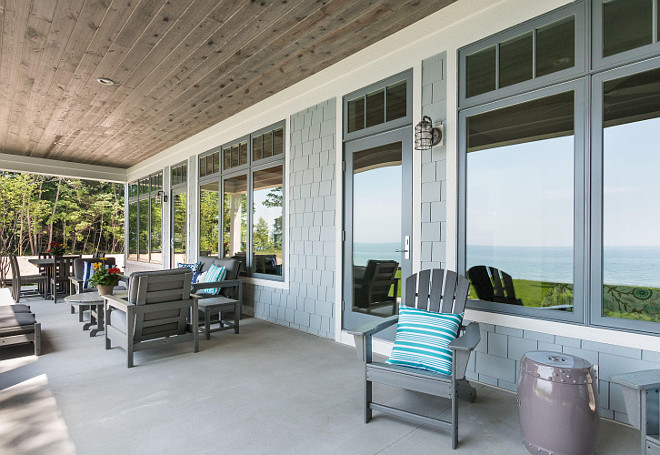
0,152,127,183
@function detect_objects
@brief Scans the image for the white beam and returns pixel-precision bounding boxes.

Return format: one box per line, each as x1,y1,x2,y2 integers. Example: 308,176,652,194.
0,152,127,182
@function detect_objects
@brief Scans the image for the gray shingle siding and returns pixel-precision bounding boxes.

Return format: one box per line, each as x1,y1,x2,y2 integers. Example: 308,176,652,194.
245,99,336,339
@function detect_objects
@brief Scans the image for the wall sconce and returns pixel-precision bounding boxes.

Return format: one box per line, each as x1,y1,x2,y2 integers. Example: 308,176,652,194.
414,115,444,150
156,190,168,204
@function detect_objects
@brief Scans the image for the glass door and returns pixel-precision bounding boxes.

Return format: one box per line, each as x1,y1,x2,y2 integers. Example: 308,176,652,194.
342,126,413,334
171,188,187,267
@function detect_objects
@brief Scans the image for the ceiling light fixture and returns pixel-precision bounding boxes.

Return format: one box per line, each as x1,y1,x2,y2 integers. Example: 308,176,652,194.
53,141,65,146
96,77,116,86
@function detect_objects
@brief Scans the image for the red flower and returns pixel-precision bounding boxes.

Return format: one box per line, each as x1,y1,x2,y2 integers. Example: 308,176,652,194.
108,267,121,274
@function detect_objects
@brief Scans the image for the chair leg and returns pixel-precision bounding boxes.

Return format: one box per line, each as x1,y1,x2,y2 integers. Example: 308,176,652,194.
33,323,41,356
452,383,458,450
365,378,373,423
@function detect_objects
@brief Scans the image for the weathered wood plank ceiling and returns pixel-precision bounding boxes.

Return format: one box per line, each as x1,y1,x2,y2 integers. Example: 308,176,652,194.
0,0,456,168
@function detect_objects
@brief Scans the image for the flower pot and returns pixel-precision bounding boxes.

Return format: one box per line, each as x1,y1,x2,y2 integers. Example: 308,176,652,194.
97,285,114,296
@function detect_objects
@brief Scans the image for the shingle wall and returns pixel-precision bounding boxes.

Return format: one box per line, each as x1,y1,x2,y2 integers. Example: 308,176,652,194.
243,99,337,339
465,324,660,423
420,52,447,271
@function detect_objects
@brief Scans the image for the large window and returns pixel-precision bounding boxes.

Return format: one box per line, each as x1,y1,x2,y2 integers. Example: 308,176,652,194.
127,171,163,263
460,0,660,333
199,122,285,280
171,162,188,267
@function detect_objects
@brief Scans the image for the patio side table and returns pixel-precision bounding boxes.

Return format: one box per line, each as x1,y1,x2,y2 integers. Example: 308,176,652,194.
65,290,128,337
610,370,660,455
193,295,241,340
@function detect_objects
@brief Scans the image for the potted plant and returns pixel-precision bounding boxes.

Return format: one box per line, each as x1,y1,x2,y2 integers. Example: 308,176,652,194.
88,260,122,296
46,242,66,256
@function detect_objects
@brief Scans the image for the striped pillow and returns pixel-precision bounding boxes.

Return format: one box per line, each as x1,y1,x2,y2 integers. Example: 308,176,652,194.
200,264,227,295
386,306,464,376
82,261,94,290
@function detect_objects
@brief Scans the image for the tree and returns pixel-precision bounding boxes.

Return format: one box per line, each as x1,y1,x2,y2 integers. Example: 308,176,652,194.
253,217,271,252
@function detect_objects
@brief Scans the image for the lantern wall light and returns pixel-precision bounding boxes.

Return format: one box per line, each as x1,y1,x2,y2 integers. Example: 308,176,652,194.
156,190,168,204
414,115,444,150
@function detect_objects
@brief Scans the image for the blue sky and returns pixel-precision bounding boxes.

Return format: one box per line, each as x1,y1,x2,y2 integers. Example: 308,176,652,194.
353,165,401,244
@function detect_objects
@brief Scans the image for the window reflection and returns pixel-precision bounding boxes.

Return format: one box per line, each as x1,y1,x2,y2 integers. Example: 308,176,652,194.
352,143,402,317
252,166,283,276
602,68,660,323
199,182,219,257
172,192,187,266
466,92,575,311
223,175,247,275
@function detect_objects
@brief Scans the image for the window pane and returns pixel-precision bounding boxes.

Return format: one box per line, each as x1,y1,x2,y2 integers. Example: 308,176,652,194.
199,156,207,177
602,68,660,323
499,32,533,88
273,128,284,156
466,92,574,311
181,164,187,183
366,89,385,127
603,0,653,57
252,166,284,276
347,97,365,133
536,17,575,78
199,182,219,258
386,81,407,121
231,145,239,168
172,192,187,265
213,152,219,174
263,131,273,159
223,175,248,275
139,178,149,196
240,142,248,165
466,46,496,98
253,136,263,161
128,202,137,260
150,196,162,264
223,149,231,170
138,199,149,260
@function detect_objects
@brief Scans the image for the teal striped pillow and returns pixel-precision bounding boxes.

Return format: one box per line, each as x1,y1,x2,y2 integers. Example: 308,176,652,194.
200,264,227,295
386,306,464,376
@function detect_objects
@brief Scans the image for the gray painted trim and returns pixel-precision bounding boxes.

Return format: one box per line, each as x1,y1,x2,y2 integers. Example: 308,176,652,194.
458,80,586,324
458,1,587,110
342,69,413,142
590,55,660,335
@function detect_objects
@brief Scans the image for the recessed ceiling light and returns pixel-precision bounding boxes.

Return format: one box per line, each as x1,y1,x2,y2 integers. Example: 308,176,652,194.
96,77,116,86
53,141,65,146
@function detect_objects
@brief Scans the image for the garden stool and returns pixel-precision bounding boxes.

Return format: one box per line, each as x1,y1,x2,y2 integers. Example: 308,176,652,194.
517,351,599,455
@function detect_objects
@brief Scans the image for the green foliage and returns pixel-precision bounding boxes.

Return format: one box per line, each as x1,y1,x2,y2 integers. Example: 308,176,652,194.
0,172,124,256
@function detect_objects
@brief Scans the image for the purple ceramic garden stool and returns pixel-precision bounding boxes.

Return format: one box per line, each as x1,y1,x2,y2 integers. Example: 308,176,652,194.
517,351,600,455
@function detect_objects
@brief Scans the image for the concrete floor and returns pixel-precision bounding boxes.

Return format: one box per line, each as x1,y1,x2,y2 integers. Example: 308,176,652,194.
0,290,639,455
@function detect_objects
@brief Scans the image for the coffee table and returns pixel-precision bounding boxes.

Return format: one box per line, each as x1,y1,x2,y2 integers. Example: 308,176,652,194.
194,295,241,340
65,290,128,337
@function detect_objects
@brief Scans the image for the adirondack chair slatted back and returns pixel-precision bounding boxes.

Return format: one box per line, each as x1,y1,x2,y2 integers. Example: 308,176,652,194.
128,269,192,343
366,260,399,300
404,269,469,315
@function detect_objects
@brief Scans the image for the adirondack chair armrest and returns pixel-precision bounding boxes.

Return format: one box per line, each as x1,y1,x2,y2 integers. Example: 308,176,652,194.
191,279,241,293
347,315,399,363
103,294,133,313
449,322,480,381
448,322,481,352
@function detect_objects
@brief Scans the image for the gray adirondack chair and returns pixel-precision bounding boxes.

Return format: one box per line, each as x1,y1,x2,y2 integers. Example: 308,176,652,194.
349,268,481,449
102,268,198,368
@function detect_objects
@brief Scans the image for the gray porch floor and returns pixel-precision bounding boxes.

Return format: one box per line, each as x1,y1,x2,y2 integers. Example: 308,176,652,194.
1,290,638,455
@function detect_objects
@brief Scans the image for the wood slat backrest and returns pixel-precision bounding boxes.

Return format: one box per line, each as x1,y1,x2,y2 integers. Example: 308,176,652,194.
489,267,505,299
404,269,469,315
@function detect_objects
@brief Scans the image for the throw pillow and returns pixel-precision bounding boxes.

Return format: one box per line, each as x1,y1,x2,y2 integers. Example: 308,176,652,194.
177,262,202,283
385,306,464,376
200,264,227,295
82,261,94,290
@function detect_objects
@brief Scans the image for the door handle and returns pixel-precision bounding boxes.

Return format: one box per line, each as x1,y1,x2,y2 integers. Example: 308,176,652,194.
396,236,410,260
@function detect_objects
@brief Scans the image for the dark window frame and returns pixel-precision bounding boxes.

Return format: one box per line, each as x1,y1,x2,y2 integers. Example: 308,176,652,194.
127,170,164,264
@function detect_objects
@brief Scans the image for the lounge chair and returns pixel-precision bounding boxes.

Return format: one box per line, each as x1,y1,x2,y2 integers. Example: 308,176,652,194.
103,268,198,368
9,255,47,303
353,260,399,315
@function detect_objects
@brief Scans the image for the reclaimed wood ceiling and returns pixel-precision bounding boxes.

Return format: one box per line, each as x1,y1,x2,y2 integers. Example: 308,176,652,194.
0,0,456,169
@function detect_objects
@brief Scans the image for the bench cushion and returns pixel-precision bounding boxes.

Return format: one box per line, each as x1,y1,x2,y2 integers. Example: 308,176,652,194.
386,306,463,375
0,312,37,336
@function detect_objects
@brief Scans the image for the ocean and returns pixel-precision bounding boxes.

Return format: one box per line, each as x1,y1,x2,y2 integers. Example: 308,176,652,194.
353,243,660,287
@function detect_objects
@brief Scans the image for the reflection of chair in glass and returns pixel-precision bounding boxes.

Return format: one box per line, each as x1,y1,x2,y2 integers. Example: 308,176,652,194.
467,265,522,305
353,260,399,315
254,254,280,275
